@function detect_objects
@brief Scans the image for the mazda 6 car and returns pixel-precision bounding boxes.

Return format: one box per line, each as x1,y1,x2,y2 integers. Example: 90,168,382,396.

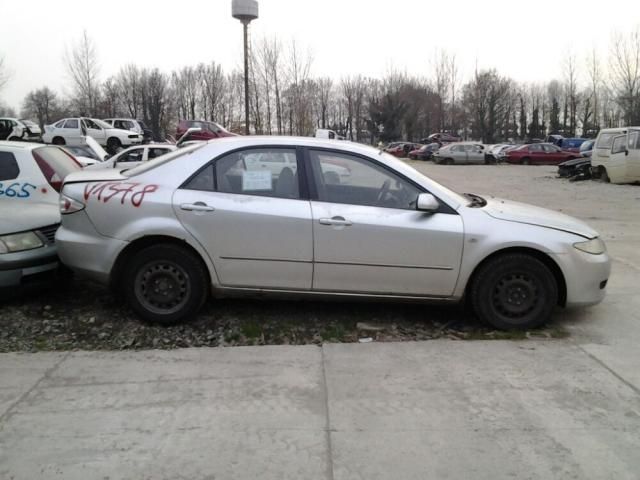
55,137,610,330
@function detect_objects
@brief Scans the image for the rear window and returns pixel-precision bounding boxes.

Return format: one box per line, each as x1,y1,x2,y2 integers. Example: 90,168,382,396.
33,147,82,188
123,143,206,177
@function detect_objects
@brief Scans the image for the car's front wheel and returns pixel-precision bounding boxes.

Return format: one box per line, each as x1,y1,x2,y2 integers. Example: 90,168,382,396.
123,244,209,325
470,253,558,330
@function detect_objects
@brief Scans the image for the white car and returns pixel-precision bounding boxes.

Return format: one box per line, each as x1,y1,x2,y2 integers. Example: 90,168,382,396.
42,117,143,152
87,143,177,170
0,118,42,142
0,141,82,287
56,137,610,330
62,137,110,167
102,118,151,140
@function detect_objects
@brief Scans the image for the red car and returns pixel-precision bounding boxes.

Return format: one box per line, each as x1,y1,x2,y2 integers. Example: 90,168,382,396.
506,143,578,165
176,120,238,141
385,142,421,158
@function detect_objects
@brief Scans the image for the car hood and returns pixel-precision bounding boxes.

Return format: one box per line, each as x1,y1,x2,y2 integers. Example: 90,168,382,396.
482,197,598,239
0,201,60,235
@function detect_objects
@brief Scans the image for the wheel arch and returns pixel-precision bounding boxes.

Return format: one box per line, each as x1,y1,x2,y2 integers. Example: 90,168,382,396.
465,246,567,307
110,234,212,293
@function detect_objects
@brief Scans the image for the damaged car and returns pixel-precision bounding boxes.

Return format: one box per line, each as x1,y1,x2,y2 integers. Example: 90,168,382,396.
56,137,610,330
0,141,82,289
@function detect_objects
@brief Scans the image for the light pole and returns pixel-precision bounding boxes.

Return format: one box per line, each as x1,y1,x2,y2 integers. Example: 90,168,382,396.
232,0,258,135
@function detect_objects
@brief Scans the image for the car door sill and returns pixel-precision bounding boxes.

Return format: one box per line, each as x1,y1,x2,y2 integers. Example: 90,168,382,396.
213,285,456,302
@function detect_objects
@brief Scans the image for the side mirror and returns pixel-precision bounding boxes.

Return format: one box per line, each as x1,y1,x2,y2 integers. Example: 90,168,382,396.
416,193,439,213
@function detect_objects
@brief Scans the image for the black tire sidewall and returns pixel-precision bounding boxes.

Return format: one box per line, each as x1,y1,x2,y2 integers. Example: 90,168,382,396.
123,244,208,325
471,254,558,330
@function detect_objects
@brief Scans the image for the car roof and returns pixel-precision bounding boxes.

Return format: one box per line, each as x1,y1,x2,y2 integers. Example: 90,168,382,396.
0,141,43,151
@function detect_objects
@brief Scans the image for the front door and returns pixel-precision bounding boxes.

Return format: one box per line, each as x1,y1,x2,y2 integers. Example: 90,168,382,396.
82,118,106,145
173,146,313,290
306,149,464,297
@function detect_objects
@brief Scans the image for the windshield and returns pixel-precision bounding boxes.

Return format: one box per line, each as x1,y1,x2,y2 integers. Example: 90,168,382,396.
596,132,622,149
123,143,206,177
93,119,114,129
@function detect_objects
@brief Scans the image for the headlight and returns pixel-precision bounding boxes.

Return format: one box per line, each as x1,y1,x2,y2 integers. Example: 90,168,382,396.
573,237,606,255
0,231,44,254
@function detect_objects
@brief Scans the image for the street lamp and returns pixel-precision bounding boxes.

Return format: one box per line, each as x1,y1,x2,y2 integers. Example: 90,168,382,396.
232,0,258,135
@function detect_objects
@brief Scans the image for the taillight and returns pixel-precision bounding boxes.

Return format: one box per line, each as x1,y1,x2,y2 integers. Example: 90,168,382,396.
59,194,85,214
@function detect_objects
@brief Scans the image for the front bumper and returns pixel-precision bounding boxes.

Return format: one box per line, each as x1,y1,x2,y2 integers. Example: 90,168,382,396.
550,248,611,308
0,245,58,288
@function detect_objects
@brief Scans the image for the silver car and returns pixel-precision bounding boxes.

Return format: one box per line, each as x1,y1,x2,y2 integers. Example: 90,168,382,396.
56,137,610,330
434,142,487,164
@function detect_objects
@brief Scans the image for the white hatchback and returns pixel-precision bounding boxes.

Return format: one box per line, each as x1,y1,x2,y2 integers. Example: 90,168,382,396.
42,117,143,152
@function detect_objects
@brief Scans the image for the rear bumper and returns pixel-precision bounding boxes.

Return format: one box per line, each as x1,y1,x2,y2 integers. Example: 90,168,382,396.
0,245,58,288
55,212,127,285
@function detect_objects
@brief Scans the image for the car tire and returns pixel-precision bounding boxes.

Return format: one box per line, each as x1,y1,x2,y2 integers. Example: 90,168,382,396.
8,136,21,141
52,136,65,145
597,166,610,183
107,137,122,154
521,157,531,165
470,253,558,330
123,244,209,325
444,158,454,165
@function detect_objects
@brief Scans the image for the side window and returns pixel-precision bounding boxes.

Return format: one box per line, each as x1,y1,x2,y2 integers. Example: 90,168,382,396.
529,144,542,152
148,148,170,160
63,119,79,129
54,120,65,128
611,136,627,154
0,151,20,180
628,131,639,150
83,119,100,130
183,164,215,192
215,148,299,199
119,148,144,163
309,150,421,210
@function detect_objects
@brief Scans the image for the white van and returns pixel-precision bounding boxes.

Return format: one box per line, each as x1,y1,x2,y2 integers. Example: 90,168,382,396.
315,129,345,140
592,126,640,183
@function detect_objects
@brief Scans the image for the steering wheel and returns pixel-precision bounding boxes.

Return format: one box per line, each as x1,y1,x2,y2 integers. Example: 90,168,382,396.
376,179,391,204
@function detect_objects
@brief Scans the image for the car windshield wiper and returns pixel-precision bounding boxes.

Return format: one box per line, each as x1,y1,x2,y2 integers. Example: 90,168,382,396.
464,193,486,208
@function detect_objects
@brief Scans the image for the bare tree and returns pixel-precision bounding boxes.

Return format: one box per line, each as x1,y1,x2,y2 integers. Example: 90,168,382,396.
316,77,333,130
22,87,59,129
0,55,9,93
609,27,640,125
431,49,451,131
563,52,580,136
586,48,602,133
117,64,142,119
64,30,100,116
101,77,119,117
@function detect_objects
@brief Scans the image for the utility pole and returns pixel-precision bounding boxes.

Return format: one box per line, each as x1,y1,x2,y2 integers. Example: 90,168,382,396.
232,0,258,135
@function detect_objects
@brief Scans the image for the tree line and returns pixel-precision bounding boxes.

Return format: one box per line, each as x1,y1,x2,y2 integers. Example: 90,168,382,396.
1,27,639,144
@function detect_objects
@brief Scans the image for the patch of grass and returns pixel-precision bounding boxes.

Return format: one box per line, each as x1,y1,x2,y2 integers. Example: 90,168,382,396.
240,321,262,339
321,323,346,342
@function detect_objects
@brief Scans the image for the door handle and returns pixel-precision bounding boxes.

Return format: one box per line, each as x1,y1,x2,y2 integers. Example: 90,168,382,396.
180,202,215,212
319,216,352,226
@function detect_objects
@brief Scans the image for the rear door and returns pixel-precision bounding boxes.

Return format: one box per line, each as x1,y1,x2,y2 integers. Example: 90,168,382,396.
61,119,83,146
173,146,313,289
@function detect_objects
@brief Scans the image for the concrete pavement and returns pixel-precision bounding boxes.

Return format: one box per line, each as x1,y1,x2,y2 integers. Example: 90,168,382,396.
1,339,639,480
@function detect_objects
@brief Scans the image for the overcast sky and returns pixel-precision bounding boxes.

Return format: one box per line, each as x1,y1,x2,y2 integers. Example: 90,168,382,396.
1,0,638,111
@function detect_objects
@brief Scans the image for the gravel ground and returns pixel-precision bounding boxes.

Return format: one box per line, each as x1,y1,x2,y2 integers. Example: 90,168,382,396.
3,161,627,352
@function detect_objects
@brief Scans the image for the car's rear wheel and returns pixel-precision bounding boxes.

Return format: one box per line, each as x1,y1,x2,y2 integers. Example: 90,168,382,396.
52,136,65,145
470,253,558,330
521,157,531,165
123,244,208,325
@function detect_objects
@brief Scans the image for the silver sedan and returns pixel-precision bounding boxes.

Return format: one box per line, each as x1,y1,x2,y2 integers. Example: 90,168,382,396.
55,137,611,329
